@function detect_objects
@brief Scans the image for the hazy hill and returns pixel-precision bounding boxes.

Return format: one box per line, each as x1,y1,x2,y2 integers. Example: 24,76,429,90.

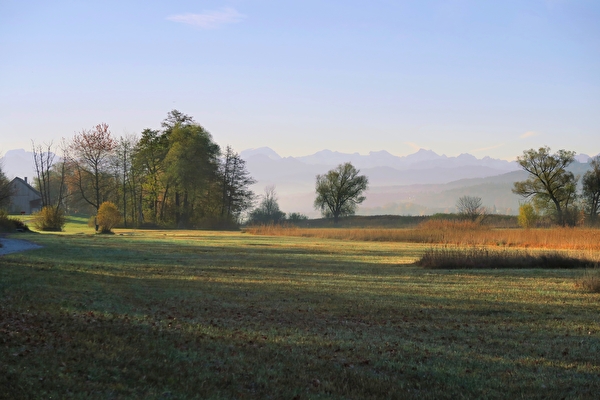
0,149,36,181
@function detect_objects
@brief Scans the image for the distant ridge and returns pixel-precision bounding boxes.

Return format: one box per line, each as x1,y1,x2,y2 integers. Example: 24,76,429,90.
242,147,519,174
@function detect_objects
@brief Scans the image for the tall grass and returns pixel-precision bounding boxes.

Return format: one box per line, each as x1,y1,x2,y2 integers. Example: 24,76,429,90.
417,246,597,269
246,220,600,251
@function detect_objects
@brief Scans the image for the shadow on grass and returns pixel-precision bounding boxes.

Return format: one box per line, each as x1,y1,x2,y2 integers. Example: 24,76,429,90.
1,295,599,399
1,233,599,398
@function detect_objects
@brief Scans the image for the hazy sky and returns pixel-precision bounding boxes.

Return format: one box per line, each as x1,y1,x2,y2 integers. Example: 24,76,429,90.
1,0,599,160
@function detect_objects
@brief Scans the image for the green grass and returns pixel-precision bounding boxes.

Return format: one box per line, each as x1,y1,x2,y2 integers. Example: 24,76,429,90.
1,230,599,398
11,214,91,234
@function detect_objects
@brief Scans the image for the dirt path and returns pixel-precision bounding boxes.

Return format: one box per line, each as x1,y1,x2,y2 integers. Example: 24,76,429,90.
0,238,43,255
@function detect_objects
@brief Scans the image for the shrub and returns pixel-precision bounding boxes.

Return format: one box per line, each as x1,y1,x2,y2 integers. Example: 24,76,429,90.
287,212,309,222
32,206,66,231
518,203,538,229
0,210,30,232
96,202,121,233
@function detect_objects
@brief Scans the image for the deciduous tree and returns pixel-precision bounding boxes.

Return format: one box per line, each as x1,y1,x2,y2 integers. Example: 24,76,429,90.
133,128,169,223
32,141,56,208
314,162,368,223
582,155,600,224
32,139,69,230
163,123,220,227
70,123,117,211
512,147,577,226
517,203,538,229
248,186,285,224
456,195,485,221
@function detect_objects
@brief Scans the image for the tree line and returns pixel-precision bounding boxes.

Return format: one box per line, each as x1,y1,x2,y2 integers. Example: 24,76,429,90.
446,147,600,227
4,122,599,230
30,110,256,230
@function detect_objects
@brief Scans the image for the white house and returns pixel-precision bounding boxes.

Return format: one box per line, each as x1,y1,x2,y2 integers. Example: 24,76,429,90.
8,177,42,214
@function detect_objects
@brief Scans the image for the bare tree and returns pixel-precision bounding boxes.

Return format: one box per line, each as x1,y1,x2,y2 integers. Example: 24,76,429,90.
248,186,285,224
112,135,139,227
31,140,69,230
32,141,57,208
456,195,485,221
70,123,117,212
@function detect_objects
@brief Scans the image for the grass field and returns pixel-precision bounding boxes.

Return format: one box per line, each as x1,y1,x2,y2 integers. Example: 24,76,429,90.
1,224,599,398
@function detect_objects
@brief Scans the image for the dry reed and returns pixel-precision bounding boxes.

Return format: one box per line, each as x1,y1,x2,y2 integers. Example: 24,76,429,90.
416,246,596,269
245,220,600,251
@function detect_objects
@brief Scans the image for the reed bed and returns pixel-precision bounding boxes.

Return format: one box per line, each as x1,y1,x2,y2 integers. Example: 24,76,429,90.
416,246,597,269
245,220,600,251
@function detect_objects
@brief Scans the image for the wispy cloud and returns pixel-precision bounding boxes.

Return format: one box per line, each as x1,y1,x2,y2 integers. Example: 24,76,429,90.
404,141,420,151
472,143,505,153
167,7,245,29
520,131,540,139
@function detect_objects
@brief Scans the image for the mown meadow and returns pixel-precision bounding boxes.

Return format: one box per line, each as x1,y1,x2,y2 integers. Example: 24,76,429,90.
1,220,599,398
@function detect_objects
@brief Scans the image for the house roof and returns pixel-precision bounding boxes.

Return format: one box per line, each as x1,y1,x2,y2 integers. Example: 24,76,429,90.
10,177,42,198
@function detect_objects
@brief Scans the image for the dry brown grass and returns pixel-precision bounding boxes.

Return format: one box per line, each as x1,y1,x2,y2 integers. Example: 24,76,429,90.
245,220,600,251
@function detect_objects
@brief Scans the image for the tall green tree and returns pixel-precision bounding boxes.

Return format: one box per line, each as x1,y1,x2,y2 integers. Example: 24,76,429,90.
314,162,368,223
582,155,600,224
512,147,578,226
163,123,220,227
219,145,255,222
133,128,169,223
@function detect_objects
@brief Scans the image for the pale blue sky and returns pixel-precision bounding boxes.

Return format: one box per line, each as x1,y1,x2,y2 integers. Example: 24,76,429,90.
1,0,599,160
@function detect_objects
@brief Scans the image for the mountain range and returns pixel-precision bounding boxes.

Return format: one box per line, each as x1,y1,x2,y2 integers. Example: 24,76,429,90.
240,147,596,217
2,147,597,217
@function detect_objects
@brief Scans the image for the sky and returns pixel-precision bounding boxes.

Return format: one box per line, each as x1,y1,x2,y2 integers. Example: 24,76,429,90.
1,0,599,161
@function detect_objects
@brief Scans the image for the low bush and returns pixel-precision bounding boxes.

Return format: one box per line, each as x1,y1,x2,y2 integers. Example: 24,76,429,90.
0,210,30,232
32,206,66,231
96,202,121,234
518,203,539,229
416,246,593,269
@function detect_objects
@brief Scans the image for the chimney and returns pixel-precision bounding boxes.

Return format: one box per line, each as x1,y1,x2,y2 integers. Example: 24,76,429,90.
24,177,28,184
